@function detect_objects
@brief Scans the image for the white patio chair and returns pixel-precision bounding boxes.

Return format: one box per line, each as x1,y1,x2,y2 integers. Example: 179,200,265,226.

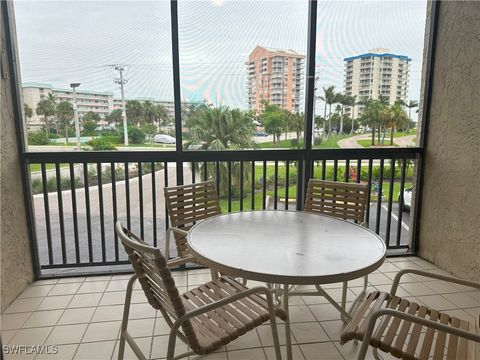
116,222,286,360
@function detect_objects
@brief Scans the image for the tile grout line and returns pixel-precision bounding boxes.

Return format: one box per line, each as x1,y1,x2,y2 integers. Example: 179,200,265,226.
34,276,89,360
72,274,119,360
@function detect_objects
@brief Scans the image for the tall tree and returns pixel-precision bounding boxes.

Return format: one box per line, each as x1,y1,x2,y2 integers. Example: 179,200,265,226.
36,99,55,136
187,106,255,150
334,103,343,134
24,104,33,119
82,111,100,135
262,103,286,143
287,112,304,140
155,104,171,131
142,101,157,126
125,100,144,126
55,101,74,144
319,86,337,136
343,95,361,135
186,106,255,196
404,100,418,131
105,109,123,127
46,92,56,104
390,102,409,143
359,99,384,145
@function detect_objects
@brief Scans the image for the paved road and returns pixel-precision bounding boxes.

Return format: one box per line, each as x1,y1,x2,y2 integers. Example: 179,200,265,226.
337,134,369,148
338,134,417,149
395,135,416,147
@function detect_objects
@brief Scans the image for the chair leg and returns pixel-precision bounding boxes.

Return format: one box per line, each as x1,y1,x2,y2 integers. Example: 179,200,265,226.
118,274,137,360
265,290,282,360
166,327,178,360
372,347,384,360
363,275,368,292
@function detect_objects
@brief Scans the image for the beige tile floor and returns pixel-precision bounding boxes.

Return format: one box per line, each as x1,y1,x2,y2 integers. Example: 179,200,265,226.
2,256,479,360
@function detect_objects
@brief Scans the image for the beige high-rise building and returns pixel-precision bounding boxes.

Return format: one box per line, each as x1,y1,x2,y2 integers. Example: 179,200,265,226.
344,48,410,118
246,46,305,113
23,83,113,131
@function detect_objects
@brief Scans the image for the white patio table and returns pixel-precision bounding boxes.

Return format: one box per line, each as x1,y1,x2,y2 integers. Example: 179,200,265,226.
187,210,386,360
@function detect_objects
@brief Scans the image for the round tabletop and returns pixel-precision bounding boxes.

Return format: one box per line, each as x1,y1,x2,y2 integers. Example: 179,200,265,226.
187,210,386,285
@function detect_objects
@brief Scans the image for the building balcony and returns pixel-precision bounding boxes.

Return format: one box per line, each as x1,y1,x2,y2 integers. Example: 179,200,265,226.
2,2,480,360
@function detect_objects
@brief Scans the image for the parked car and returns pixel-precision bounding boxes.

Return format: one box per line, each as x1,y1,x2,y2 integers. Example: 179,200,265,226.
399,187,412,211
254,131,268,137
153,134,175,144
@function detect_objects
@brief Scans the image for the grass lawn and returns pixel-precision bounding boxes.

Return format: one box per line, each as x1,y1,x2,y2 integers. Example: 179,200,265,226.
393,129,417,137
257,139,299,149
29,163,68,173
357,139,399,148
258,134,352,149
216,163,412,213
121,143,175,148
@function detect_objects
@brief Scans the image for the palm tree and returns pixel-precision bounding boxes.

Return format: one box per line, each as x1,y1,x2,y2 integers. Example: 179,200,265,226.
359,99,383,146
334,104,343,134
379,107,394,145
186,106,255,197
142,101,157,126
286,111,304,140
105,109,123,127
155,104,171,131
36,99,55,136
55,101,74,144
24,104,33,127
319,86,337,136
344,95,361,134
125,100,144,126
404,100,418,131
390,102,409,144
336,94,350,134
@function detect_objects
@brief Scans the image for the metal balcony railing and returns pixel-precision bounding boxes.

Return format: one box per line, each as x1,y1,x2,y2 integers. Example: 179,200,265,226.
24,147,420,276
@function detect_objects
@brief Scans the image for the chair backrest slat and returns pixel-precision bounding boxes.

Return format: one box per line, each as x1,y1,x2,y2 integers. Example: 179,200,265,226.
304,179,368,223
115,222,201,350
164,181,221,257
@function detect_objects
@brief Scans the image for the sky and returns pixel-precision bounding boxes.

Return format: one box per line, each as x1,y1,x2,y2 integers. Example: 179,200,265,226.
15,0,427,117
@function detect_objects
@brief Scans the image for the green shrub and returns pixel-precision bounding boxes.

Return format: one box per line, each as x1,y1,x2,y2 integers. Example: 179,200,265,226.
120,127,145,144
60,176,83,190
87,138,117,151
31,178,43,194
101,134,122,144
28,131,50,145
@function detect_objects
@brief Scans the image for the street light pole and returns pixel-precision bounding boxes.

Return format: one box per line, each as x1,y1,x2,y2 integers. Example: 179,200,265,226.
70,83,81,151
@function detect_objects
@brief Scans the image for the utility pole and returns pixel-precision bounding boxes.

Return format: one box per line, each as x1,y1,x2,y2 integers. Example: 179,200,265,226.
110,64,129,145
70,83,81,151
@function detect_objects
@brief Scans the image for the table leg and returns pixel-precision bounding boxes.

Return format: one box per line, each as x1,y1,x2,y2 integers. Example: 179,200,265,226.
341,281,347,322
283,283,292,360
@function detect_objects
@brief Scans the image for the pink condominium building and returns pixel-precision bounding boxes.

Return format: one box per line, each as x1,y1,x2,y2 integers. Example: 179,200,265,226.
246,46,305,113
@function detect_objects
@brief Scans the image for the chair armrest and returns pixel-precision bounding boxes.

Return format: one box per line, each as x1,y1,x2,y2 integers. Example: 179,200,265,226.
390,269,480,297
357,308,480,360
167,227,189,236
165,227,189,259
